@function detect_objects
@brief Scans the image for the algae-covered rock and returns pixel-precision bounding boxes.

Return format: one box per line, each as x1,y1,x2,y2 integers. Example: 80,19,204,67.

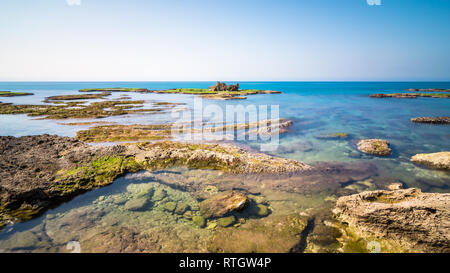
357,139,392,156
163,201,177,212
152,188,167,202
175,203,190,215
249,204,270,217
200,191,249,218
193,215,206,228
217,216,236,227
410,152,450,170
124,198,150,211
209,214,308,253
315,132,348,140
334,188,450,253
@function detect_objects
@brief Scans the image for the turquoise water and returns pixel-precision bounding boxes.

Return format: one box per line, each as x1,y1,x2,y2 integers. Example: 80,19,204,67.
0,82,448,191
0,82,449,252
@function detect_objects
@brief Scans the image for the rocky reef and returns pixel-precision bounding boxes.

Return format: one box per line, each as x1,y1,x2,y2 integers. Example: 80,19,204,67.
0,100,174,119
357,139,392,156
333,188,450,253
411,117,450,124
75,119,293,143
0,135,312,228
411,152,450,170
209,81,239,92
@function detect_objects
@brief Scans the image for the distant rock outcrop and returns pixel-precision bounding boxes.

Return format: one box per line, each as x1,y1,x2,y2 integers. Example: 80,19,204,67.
333,188,450,253
209,81,240,91
357,139,392,156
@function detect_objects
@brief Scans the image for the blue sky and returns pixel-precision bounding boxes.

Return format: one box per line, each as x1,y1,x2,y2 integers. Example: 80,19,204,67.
1,0,449,81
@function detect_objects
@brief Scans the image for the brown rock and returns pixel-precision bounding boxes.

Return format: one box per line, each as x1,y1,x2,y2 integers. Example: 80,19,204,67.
334,188,450,253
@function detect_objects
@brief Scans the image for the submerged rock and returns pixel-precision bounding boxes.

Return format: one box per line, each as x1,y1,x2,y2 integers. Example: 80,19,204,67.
357,139,392,156
333,188,450,253
124,198,150,211
411,117,450,124
200,191,249,218
411,152,450,170
192,215,206,228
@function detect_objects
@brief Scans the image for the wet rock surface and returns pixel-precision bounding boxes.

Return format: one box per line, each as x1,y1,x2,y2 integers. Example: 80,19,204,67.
357,139,392,156
333,188,450,253
411,152,450,170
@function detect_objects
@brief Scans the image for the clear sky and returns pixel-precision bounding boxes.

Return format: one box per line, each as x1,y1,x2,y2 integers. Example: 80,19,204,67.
1,0,450,81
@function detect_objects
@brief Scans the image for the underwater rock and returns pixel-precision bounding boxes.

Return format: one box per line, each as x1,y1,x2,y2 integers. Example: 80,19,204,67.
411,117,450,124
411,152,450,170
192,215,206,228
200,191,249,218
163,201,177,212
208,214,308,253
248,204,270,217
333,188,450,253
217,216,236,227
124,198,150,211
152,188,167,202
357,139,392,156
315,132,348,140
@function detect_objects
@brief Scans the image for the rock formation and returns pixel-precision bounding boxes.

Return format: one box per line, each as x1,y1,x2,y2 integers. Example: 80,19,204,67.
209,81,240,91
334,188,450,253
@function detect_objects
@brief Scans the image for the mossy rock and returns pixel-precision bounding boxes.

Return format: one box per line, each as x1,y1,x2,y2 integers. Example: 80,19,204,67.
249,204,270,217
192,215,206,228
124,198,150,211
217,216,236,227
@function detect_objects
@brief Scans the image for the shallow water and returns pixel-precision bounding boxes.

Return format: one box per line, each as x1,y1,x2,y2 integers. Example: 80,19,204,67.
0,81,449,252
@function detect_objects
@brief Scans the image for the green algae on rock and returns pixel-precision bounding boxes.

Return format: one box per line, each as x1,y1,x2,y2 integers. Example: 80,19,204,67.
0,100,168,119
79,86,282,100
315,132,349,140
44,91,112,102
0,91,34,97
75,118,293,143
200,191,249,218
0,135,312,228
411,152,450,171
